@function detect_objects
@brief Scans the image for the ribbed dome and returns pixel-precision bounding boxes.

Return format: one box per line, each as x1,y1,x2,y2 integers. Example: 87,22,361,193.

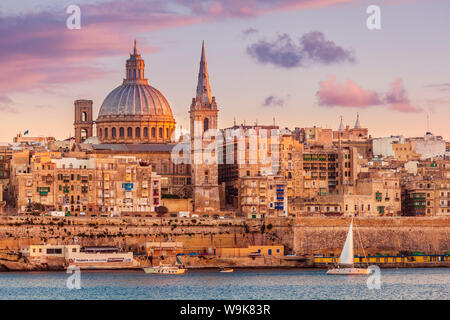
98,83,173,118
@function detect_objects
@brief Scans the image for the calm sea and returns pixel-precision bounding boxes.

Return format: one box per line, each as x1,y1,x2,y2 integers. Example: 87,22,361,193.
0,268,448,300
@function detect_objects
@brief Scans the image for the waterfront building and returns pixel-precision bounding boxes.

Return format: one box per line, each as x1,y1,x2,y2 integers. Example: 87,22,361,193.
239,174,287,219
215,245,284,257
403,178,450,216
219,124,279,210
12,153,161,216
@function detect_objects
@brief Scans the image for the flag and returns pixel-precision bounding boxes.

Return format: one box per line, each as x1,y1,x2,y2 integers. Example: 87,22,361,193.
24,130,29,135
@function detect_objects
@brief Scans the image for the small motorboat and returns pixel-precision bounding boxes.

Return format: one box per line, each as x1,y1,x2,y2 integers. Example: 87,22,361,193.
220,267,234,273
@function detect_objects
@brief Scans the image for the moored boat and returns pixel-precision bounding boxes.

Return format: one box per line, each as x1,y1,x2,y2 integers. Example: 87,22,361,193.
143,263,186,274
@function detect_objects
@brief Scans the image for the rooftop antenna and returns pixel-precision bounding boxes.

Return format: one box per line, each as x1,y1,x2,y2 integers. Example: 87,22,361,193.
427,113,430,133
273,117,275,126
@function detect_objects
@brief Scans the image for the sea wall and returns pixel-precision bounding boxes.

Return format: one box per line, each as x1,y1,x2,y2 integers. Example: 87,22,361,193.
0,216,449,257
290,217,450,256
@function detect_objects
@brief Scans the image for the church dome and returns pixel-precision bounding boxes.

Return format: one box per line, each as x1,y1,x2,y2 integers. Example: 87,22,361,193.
98,83,173,118
95,41,176,144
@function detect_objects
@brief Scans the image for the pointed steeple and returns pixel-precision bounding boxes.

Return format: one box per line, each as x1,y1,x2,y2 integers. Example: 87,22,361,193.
339,115,344,131
196,41,212,105
354,112,361,129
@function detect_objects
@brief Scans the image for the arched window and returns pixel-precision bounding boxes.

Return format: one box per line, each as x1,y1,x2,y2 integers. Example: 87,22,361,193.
104,128,108,138
99,128,102,137
119,127,124,137
112,128,116,138
82,112,87,122
143,127,148,137
159,127,163,138
127,127,132,137
204,170,209,184
151,127,156,138
204,118,209,132
166,128,169,138
135,127,141,138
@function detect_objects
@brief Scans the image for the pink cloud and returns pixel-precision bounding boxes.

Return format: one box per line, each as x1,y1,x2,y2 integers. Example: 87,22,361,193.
317,76,422,113
385,78,422,113
317,75,381,107
0,0,359,98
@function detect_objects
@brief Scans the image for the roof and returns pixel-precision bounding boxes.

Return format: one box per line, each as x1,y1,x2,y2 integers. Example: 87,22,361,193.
92,143,184,153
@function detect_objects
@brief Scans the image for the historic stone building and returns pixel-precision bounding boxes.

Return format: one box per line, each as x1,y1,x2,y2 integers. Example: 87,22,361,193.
95,42,176,144
190,42,220,214
74,100,94,143
12,152,161,216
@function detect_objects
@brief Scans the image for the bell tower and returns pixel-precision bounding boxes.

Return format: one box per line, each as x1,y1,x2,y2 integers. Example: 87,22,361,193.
74,99,94,143
190,41,220,214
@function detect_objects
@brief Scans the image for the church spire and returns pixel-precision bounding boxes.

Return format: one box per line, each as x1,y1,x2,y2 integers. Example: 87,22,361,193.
196,41,212,105
354,112,361,129
339,115,344,131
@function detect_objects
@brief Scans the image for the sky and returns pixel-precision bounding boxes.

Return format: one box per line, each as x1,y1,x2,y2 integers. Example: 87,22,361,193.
0,0,449,142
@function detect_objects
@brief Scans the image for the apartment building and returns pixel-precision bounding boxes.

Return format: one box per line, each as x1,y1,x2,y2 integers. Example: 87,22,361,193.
239,175,287,219
403,178,450,216
13,154,161,216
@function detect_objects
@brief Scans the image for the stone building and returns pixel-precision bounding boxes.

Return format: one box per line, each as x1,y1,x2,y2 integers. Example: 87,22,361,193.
302,144,359,198
189,42,220,214
0,182,4,213
403,178,450,216
333,113,369,141
0,145,13,185
239,175,287,219
13,153,161,216
95,42,176,144
219,124,279,209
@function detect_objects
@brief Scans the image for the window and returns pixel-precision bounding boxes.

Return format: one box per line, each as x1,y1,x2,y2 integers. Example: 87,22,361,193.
204,118,209,132
135,127,141,138
204,171,209,184
127,127,132,137
143,127,148,137
104,128,108,138
166,128,169,138
151,127,156,138
119,127,125,137
99,128,102,137
159,127,163,138
112,128,116,137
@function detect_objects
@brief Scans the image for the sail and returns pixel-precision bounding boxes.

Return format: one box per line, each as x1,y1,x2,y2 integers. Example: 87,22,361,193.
338,220,354,266
176,255,183,266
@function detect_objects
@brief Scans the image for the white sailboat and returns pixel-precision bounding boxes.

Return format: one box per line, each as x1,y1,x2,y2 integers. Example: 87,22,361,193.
327,218,371,275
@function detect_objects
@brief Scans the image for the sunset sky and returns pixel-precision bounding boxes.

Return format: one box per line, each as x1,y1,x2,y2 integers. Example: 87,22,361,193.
0,0,449,142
